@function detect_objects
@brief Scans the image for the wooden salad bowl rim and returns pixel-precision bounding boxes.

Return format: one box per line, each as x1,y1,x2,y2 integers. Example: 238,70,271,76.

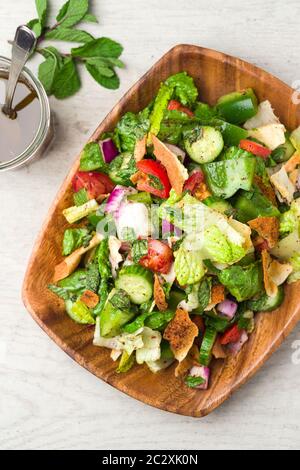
23,44,300,417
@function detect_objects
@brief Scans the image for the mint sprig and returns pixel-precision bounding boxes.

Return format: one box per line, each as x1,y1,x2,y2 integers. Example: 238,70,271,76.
27,0,124,98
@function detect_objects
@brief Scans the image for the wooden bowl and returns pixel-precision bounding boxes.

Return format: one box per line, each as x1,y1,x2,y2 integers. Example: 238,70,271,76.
22,45,300,417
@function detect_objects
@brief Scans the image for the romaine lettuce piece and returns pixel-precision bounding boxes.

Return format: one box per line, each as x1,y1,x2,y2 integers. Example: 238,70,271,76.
160,191,252,264
116,351,135,373
136,327,162,364
279,199,300,236
203,225,246,264
148,83,173,142
174,245,205,285
93,317,144,353
63,199,99,224
288,253,300,284
165,72,198,107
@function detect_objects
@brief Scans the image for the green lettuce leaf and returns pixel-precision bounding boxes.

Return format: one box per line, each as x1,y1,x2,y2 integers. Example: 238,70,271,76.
288,253,300,284
148,83,173,141
174,245,205,285
203,225,246,264
165,72,198,107
116,351,135,373
279,199,300,236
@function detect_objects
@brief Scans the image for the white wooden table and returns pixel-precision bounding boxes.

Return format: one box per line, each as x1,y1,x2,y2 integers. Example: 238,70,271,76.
1,0,300,450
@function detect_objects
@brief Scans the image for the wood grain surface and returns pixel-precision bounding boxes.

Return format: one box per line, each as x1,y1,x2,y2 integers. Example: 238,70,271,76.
22,44,300,418
2,0,300,450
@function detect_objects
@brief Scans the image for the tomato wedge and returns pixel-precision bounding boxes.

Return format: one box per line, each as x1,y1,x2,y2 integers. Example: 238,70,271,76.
239,139,271,159
219,324,242,345
72,171,115,199
136,160,171,199
139,239,173,274
167,99,194,118
183,170,204,194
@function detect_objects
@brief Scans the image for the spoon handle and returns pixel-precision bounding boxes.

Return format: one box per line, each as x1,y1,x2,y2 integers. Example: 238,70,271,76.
3,26,36,116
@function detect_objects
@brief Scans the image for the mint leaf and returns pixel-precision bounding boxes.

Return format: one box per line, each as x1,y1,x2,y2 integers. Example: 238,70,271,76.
35,0,48,27
58,0,89,28
132,239,148,263
72,37,123,59
85,59,114,77
27,19,43,38
86,62,120,89
110,289,131,311
184,376,205,388
52,57,81,99
56,0,70,21
45,27,94,43
38,47,62,94
81,12,98,23
48,284,70,301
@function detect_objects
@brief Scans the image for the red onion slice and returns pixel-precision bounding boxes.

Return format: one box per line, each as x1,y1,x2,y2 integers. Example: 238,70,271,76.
217,299,238,320
100,138,119,163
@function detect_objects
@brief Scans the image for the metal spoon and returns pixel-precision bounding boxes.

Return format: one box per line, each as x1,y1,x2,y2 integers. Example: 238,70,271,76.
2,25,36,118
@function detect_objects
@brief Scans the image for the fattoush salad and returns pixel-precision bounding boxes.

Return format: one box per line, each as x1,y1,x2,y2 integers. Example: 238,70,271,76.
49,72,300,390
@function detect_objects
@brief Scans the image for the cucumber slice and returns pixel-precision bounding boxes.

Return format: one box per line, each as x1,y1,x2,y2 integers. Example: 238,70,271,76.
203,196,233,214
184,125,224,163
116,265,153,305
65,300,95,324
272,136,295,163
108,152,135,185
100,301,135,337
247,286,284,312
199,326,218,366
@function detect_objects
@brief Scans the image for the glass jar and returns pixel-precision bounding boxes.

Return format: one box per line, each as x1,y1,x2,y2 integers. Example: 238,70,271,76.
0,56,53,171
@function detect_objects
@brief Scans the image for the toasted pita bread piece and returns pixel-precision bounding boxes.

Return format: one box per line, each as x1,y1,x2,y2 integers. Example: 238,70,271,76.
254,175,277,206
248,216,279,249
163,308,198,362
212,338,227,359
134,135,147,162
152,134,188,195
289,169,299,186
211,284,225,304
268,259,293,286
261,250,278,297
204,284,226,311
284,153,300,173
80,290,99,308
194,182,211,201
174,344,199,377
53,233,103,282
154,274,168,311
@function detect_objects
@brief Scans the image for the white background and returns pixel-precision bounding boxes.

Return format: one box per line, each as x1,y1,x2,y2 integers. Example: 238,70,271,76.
0,0,300,450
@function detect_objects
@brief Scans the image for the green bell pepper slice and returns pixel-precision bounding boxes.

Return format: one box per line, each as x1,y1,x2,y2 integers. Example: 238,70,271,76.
202,156,256,199
216,88,258,125
234,187,280,223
